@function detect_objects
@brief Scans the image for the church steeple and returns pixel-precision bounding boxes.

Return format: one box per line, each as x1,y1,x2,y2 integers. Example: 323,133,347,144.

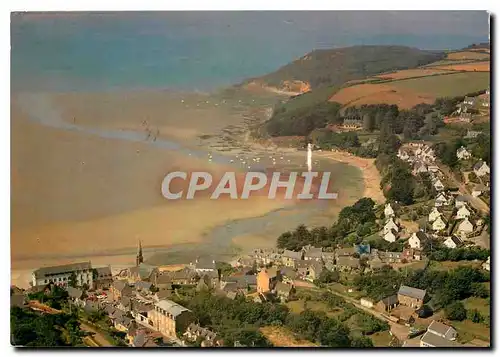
136,240,144,266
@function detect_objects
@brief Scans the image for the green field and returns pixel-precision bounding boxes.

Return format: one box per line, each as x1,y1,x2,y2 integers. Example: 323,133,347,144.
390,72,490,98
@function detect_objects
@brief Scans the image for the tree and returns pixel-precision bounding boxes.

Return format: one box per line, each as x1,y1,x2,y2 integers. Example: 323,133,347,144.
316,270,340,284
467,309,484,323
68,273,77,288
445,301,467,321
351,336,374,347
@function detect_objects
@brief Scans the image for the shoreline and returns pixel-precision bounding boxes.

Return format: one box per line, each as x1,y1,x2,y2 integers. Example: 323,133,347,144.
315,150,384,204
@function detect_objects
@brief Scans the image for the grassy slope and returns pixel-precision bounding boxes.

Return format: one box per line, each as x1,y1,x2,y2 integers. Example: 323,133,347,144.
389,71,490,98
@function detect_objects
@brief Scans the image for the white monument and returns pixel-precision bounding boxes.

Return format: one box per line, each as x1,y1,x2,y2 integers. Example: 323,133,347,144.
307,143,312,172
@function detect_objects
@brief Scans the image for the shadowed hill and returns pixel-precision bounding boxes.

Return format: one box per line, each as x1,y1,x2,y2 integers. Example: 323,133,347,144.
248,45,444,90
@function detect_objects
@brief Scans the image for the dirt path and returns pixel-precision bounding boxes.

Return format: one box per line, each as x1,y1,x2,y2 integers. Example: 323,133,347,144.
80,322,114,347
326,288,410,341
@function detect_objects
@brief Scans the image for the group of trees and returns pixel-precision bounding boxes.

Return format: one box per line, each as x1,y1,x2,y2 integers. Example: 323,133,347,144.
377,155,416,205
311,130,360,150
427,246,490,262
27,285,69,310
353,265,490,307
11,307,85,347
277,198,377,250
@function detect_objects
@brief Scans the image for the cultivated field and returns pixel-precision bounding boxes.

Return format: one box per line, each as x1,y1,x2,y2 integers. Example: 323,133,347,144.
446,51,490,61
390,72,490,98
375,68,451,80
428,61,490,72
330,82,435,109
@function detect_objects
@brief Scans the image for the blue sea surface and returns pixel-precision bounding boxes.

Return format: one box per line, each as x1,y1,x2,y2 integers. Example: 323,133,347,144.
11,11,489,92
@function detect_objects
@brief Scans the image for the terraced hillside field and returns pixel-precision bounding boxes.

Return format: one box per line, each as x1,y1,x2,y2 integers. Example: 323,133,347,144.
427,61,490,72
330,71,490,109
446,51,490,61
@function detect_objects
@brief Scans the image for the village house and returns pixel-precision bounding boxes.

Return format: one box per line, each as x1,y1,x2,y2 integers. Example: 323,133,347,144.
465,129,482,139
482,256,490,272
378,251,402,264
398,285,426,308
360,298,374,309
457,218,474,237
443,236,462,249
129,329,162,348
114,315,134,333
384,229,398,243
296,261,310,277
193,258,217,274
432,179,445,192
383,218,399,235
149,299,195,339
435,192,451,207
303,246,323,262
183,323,222,347
473,161,490,177
335,247,357,259
368,255,385,270
455,205,471,220
111,280,133,301
428,207,442,223
280,266,297,282
307,261,324,281
321,251,336,263
342,116,363,130
427,320,457,341
432,216,447,232
456,146,472,160
170,268,198,285
402,248,422,262
375,295,398,313
256,267,280,294
281,249,303,268
94,266,113,290
420,331,459,347
336,256,361,272
472,184,488,198
275,282,295,302
32,261,93,288
428,165,440,173
408,231,428,250
384,203,395,217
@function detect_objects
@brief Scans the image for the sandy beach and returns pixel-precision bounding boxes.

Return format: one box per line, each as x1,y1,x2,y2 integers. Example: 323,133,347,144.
10,89,374,288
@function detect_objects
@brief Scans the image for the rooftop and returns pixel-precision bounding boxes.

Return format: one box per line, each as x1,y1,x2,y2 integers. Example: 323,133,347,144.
398,285,426,300
33,262,91,279
155,299,191,318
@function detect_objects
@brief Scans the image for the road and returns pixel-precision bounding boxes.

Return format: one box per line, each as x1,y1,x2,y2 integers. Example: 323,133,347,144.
437,162,490,214
80,322,114,347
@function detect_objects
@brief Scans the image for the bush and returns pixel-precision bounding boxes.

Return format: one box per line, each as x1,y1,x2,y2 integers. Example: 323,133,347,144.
445,301,467,321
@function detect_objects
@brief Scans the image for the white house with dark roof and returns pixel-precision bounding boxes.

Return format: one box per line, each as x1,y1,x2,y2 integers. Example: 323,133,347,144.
433,179,445,192
408,231,428,250
432,216,447,232
482,256,490,272
384,229,398,243
384,203,395,218
443,236,462,249
457,218,474,236
428,207,442,223
456,146,472,160
455,205,471,220
32,262,93,287
473,161,490,177
383,218,399,235
435,192,451,207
